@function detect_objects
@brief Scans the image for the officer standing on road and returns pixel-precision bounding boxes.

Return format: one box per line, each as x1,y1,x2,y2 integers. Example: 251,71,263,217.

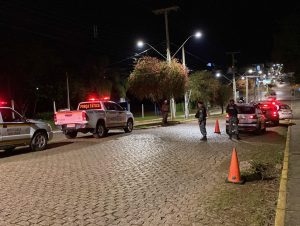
195,101,207,141
161,100,169,125
226,99,240,140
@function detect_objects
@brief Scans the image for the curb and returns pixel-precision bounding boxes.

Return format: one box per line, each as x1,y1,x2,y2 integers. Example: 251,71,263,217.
274,119,291,226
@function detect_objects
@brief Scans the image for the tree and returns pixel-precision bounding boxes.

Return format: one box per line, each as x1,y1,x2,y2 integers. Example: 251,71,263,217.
216,84,231,114
128,56,188,103
189,70,220,106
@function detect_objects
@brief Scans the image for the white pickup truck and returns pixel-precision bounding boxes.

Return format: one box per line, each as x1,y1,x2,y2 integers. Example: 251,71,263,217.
0,107,53,151
54,100,134,139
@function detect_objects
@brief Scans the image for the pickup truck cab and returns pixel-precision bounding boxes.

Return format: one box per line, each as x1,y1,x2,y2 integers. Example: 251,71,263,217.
54,100,134,139
0,107,53,151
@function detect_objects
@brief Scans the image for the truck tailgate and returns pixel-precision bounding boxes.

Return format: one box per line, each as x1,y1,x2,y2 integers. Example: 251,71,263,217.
55,111,86,125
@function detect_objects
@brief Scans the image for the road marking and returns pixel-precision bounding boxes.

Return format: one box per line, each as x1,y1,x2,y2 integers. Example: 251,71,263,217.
274,119,291,226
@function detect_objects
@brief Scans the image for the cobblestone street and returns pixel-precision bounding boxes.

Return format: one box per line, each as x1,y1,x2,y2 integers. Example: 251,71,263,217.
0,120,287,225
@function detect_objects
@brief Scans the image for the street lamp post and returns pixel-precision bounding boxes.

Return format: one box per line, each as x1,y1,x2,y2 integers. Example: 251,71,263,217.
241,69,261,103
137,31,202,120
172,31,202,119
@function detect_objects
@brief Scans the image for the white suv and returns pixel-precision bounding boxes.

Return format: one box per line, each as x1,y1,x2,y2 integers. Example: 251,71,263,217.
0,107,53,151
226,104,266,135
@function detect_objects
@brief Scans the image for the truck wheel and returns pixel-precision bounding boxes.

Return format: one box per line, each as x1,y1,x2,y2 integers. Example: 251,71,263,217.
30,131,48,151
93,122,108,138
65,131,77,139
124,119,133,133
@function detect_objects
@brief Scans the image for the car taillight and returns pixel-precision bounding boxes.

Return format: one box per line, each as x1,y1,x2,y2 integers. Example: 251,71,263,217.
226,114,229,118
54,114,57,123
273,111,277,116
249,115,257,119
82,111,87,121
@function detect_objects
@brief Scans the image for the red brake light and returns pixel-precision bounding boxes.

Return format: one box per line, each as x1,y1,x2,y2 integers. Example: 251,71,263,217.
103,96,110,100
273,111,277,116
0,101,8,106
263,104,269,107
82,111,87,121
272,102,276,105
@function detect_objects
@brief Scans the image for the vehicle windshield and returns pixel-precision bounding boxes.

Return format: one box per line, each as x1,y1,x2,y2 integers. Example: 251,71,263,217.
237,106,255,114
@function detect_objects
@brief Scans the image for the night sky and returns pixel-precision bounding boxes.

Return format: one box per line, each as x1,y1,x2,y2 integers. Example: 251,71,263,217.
1,0,297,71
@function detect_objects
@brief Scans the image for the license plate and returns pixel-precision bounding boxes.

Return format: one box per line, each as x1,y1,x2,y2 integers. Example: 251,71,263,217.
67,124,75,128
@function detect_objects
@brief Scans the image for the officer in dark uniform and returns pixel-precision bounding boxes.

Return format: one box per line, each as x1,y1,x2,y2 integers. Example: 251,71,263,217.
226,99,240,140
161,100,169,124
195,101,207,141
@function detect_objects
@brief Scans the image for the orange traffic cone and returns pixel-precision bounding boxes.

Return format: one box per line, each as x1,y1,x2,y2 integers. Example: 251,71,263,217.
214,119,221,134
226,148,245,184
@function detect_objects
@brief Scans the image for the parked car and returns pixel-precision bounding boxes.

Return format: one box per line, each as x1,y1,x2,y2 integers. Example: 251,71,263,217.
55,99,134,139
278,104,293,119
0,107,53,151
256,102,279,126
226,104,266,135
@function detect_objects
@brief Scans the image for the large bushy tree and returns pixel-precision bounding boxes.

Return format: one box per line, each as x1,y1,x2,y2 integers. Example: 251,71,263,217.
128,56,188,103
189,70,220,105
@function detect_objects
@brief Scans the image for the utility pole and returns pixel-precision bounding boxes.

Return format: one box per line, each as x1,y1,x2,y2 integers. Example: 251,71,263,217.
226,52,240,102
182,46,190,119
153,6,179,119
153,6,178,63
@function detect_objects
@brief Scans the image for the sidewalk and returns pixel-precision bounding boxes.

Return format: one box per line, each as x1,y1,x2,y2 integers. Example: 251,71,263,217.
134,112,224,126
285,98,300,226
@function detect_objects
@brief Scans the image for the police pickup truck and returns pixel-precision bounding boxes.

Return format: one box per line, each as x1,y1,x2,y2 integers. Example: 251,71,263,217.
0,107,53,151
54,100,134,139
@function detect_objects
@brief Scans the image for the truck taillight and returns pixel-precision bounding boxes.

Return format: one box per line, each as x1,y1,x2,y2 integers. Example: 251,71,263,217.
82,112,87,121
54,113,57,123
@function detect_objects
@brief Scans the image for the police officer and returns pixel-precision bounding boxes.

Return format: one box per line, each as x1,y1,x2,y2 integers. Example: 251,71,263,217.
161,100,169,124
226,99,240,140
195,101,207,141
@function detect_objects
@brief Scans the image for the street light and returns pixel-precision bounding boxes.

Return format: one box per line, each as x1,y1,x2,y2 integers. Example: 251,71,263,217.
171,31,202,119
195,31,202,38
241,69,260,103
136,40,167,60
215,72,234,83
137,40,144,48
172,31,202,59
